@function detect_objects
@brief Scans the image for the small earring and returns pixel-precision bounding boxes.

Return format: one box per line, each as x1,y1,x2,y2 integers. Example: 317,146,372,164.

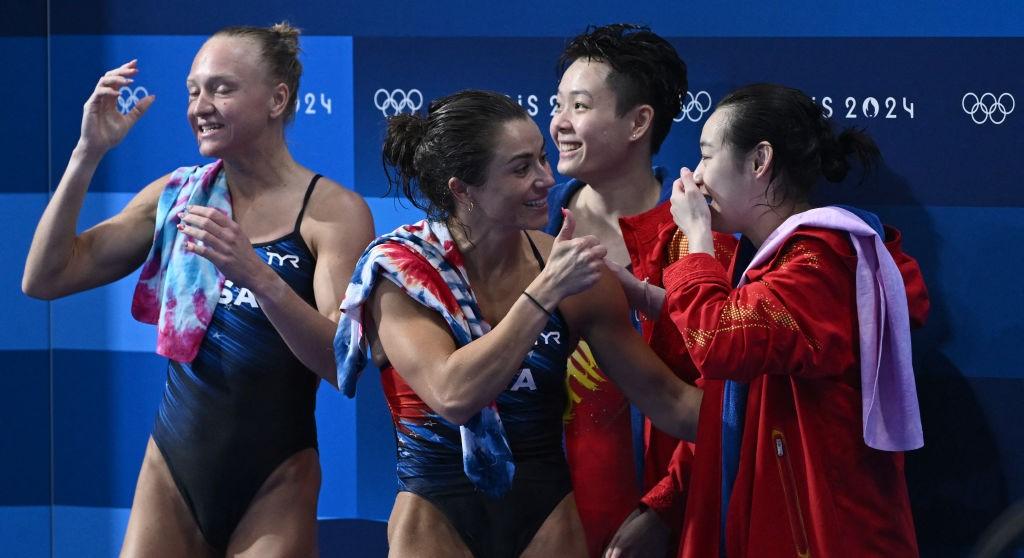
467,201,475,212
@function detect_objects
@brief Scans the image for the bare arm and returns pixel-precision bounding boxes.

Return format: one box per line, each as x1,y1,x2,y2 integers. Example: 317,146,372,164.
23,60,159,299
605,257,666,320
571,269,702,441
367,278,559,425
181,181,375,386
364,210,607,425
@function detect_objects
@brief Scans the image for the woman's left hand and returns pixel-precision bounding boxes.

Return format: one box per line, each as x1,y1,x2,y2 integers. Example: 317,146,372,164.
669,167,714,255
178,205,273,288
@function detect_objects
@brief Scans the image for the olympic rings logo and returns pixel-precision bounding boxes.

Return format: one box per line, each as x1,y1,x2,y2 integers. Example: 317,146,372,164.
117,86,149,115
675,91,712,123
962,92,1015,125
374,88,424,117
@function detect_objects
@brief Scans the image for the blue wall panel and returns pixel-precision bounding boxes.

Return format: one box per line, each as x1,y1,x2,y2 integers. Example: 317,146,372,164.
50,36,208,194
43,0,1024,37
0,507,50,558
52,350,166,507
354,37,1024,207
0,38,47,193
0,351,50,506
1,195,50,351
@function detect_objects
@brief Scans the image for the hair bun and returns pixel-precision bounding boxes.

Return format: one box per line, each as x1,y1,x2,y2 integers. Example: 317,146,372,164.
270,21,301,54
820,135,851,183
824,128,880,183
383,113,429,179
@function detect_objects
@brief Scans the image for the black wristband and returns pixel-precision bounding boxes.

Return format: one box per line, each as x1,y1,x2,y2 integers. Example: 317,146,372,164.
523,291,554,319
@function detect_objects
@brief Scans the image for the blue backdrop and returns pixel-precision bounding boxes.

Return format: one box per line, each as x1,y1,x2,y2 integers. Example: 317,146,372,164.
3,1,1022,557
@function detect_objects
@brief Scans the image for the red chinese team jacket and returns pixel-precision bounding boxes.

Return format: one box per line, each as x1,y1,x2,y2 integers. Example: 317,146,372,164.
622,202,929,558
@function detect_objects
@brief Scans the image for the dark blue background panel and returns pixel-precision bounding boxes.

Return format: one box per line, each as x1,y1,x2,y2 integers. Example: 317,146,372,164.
43,0,1024,37
0,351,50,506
0,0,45,36
0,38,48,193
908,374,1024,556
354,37,1023,207
875,205,1024,381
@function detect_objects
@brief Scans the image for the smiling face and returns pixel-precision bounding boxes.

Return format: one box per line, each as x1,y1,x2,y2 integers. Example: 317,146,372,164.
465,117,555,231
549,58,636,183
186,36,278,158
693,108,761,234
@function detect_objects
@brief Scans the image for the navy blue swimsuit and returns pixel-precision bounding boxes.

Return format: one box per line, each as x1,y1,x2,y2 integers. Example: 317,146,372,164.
152,175,322,552
380,233,575,557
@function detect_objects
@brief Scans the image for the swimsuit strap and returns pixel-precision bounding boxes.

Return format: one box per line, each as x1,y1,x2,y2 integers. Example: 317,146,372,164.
292,174,323,232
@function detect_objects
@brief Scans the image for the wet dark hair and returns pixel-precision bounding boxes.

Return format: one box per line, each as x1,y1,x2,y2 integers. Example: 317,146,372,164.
716,83,880,207
214,22,302,122
558,23,687,154
382,90,531,222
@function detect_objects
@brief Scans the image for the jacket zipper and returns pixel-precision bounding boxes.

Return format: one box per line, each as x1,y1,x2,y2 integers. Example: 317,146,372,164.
772,429,811,557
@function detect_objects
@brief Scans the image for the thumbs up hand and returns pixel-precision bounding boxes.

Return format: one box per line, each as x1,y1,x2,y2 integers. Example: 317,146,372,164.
543,208,608,299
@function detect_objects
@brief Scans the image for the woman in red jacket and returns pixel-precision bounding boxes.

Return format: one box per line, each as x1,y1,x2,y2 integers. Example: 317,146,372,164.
617,83,929,557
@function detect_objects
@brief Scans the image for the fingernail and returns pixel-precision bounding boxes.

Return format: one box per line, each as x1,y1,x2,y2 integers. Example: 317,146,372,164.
176,223,184,230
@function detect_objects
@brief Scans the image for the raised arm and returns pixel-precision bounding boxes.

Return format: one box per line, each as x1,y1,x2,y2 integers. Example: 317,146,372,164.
661,233,857,383
23,60,160,300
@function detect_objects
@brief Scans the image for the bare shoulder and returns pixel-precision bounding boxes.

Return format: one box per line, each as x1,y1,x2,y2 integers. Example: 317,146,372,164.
301,176,375,254
304,176,372,224
121,172,172,224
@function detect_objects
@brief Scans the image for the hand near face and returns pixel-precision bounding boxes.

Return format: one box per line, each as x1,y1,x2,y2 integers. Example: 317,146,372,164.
544,208,608,299
670,167,715,256
79,60,155,156
178,206,271,287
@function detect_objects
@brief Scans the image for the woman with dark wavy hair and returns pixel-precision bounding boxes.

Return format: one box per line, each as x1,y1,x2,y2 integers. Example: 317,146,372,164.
335,89,703,558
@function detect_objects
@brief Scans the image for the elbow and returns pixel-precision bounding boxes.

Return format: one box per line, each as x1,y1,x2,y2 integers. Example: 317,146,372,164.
431,393,479,426
651,385,702,442
21,272,58,300
437,404,475,427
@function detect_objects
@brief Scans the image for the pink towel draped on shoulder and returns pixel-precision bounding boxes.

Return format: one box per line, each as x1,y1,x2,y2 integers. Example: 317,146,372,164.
739,206,924,451
131,160,232,363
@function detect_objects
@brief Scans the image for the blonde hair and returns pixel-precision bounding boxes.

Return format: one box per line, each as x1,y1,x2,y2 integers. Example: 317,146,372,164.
215,22,303,122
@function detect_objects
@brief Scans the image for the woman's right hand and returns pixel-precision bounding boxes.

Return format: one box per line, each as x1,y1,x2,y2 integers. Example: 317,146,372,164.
542,208,608,300
79,60,154,156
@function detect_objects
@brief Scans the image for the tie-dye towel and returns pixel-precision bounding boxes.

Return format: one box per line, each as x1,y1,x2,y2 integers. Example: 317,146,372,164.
131,160,232,363
334,220,516,497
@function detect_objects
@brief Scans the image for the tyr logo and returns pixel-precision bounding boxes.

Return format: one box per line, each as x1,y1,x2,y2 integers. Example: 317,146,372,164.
266,251,300,268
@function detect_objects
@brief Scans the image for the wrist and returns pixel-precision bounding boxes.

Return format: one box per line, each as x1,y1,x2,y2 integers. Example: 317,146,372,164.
249,265,286,301
528,272,562,310
686,230,715,256
72,141,106,164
